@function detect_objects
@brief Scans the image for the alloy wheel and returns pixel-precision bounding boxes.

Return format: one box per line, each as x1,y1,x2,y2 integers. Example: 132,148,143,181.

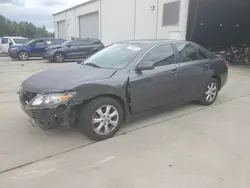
56,53,64,63
19,52,28,60
92,105,119,135
205,82,217,102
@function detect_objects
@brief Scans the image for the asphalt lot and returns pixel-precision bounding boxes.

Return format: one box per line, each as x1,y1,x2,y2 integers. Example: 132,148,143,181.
1,56,250,187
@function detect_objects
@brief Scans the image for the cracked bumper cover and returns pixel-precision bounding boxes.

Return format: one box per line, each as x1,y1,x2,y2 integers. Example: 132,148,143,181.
19,96,76,130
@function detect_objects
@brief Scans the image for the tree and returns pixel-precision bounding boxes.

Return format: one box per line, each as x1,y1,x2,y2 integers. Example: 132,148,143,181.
0,15,54,38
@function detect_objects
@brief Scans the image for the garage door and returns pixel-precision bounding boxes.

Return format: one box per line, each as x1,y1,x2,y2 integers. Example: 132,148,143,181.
57,21,66,39
79,12,99,39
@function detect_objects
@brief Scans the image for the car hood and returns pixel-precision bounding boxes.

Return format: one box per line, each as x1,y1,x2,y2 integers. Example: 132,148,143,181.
22,63,117,93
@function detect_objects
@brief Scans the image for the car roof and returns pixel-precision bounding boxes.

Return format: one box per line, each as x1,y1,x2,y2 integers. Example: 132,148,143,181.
3,36,28,39
35,38,61,40
120,39,187,45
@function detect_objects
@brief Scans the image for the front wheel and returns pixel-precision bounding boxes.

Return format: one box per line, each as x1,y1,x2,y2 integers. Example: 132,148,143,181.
198,78,219,106
78,97,123,141
54,52,65,63
18,52,29,61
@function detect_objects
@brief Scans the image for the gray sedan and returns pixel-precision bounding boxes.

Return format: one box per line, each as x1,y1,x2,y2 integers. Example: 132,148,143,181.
18,40,228,141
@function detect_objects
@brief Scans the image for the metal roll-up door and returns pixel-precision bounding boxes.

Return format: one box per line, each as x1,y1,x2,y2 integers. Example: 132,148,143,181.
79,12,99,39
57,21,66,39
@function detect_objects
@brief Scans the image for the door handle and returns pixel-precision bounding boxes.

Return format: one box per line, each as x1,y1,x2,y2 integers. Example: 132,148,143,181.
170,69,178,75
205,63,211,68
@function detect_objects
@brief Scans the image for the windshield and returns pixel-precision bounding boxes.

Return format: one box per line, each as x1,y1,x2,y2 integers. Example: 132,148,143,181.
84,43,144,69
13,38,29,44
24,39,35,45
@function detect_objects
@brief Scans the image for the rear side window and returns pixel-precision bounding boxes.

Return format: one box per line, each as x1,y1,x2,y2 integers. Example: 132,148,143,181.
198,50,208,59
176,43,202,62
69,39,94,46
45,40,53,45
140,43,175,67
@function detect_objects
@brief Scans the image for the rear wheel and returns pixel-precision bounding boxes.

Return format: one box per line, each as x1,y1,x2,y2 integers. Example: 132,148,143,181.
18,52,29,61
54,52,65,63
78,97,123,141
198,78,219,106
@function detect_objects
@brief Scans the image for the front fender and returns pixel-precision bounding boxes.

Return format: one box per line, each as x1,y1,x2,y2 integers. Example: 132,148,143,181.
69,83,131,120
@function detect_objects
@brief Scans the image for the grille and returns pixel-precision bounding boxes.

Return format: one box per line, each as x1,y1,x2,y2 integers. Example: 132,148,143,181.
22,92,37,103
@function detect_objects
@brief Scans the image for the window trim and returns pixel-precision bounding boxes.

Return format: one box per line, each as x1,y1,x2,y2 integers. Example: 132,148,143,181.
131,42,176,71
174,42,207,64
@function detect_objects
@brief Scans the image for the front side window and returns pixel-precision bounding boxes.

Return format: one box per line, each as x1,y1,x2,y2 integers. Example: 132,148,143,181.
176,43,200,62
33,40,44,46
140,44,175,67
84,43,144,69
70,39,83,46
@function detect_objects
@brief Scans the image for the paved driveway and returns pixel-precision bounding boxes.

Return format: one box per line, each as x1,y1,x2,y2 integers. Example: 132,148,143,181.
0,57,250,187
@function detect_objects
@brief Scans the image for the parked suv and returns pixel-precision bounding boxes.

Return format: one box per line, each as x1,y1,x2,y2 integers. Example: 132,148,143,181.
43,38,104,63
8,38,65,60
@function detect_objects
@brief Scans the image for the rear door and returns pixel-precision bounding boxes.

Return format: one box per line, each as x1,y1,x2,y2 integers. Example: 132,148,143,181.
174,42,213,102
129,43,180,114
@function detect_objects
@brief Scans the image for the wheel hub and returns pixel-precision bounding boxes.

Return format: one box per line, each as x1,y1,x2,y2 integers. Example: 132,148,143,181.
205,82,217,102
92,105,119,135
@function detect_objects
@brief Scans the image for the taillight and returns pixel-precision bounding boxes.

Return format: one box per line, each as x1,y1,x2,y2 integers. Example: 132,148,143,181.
224,61,229,67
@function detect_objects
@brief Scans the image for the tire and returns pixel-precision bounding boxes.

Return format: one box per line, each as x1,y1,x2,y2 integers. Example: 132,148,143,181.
198,78,219,106
18,51,29,61
54,52,65,63
78,97,124,141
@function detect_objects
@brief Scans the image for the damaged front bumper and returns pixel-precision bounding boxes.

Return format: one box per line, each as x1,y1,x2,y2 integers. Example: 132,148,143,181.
19,95,77,130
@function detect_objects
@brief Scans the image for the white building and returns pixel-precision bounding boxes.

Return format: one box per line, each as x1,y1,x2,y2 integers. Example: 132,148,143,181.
53,0,189,45
53,0,250,48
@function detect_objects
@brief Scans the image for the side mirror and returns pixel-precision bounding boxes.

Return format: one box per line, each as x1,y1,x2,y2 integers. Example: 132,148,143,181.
9,42,13,46
67,44,71,48
136,61,155,72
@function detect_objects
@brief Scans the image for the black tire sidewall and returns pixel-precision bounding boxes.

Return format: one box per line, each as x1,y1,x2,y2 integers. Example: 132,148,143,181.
79,97,124,141
199,78,219,106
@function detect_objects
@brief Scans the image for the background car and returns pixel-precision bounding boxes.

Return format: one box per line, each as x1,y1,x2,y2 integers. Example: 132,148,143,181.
19,40,228,141
1,36,29,54
43,38,104,63
8,38,65,61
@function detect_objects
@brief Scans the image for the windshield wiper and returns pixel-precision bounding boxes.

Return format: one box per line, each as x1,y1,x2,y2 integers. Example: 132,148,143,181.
85,63,101,68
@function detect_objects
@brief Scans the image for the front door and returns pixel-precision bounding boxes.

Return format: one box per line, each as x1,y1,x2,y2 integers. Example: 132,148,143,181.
31,39,47,57
129,43,180,114
65,40,83,59
174,42,213,102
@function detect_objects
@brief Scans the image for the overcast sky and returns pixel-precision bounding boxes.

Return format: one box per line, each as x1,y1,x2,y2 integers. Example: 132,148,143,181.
0,0,88,32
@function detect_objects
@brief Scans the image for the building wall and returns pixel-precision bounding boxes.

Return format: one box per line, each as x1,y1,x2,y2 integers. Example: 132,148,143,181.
75,1,100,38
101,0,135,45
53,0,189,44
135,0,158,39
157,0,189,40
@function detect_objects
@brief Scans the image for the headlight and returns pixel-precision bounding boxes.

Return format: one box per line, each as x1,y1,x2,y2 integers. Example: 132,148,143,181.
31,92,76,106
10,47,18,51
